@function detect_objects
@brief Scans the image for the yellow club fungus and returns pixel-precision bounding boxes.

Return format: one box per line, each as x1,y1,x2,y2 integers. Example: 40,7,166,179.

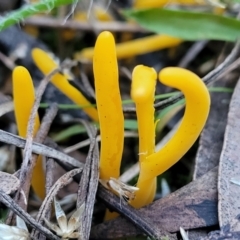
93,31,124,180
12,66,45,199
76,35,182,61
141,67,210,182
31,48,98,122
130,65,157,209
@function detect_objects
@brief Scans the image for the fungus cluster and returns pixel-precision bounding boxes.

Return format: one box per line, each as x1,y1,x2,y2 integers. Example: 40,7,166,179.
92,31,210,211
12,48,100,199
12,31,210,210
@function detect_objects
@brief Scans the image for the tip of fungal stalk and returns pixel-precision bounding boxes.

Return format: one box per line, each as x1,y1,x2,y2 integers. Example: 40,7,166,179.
95,31,115,49
32,48,58,74
159,67,184,82
131,65,157,103
94,30,117,69
12,66,32,85
159,67,198,86
158,68,210,99
98,31,114,39
13,66,28,77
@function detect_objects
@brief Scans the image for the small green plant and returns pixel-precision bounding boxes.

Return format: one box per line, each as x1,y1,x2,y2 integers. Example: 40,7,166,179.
0,0,77,31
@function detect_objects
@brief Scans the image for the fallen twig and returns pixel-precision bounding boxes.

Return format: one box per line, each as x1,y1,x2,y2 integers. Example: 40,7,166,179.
77,121,99,240
0,189,59,240
31,168,82,239
0,129,82,168
24,16,147,33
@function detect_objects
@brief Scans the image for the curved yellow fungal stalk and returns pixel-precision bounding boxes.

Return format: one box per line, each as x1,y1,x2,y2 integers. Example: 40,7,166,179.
130,65,157,208
141,67,210,182
13,66,45,199
76,35,182,61
93,31,124,180
31,48,98,122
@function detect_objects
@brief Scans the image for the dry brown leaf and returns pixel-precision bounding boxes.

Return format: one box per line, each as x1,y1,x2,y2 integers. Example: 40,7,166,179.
218,76,240,232
91,167,218,239
77,121,99,240
193,78,233,179
190,76,234,239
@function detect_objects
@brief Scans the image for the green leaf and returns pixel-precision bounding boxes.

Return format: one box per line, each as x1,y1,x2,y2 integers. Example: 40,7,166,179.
124,8,240,41
157,98,185,119
209,87,233,93
124,119,138,130
0,0,76,31
52,124,87,142
53,120,138,142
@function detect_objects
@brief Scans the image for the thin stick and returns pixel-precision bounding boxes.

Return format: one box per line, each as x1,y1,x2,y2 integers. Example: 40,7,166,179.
178,40,208,68
97,185,175,239
35,157,55,240
64,131,137,153
77,121,99,240
7,104,59,221
35,103,58,143
24,16,147,33
0,129,82,168
32,168,82,238
0,51,16,70
0,189,59,240
25,104,58,204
